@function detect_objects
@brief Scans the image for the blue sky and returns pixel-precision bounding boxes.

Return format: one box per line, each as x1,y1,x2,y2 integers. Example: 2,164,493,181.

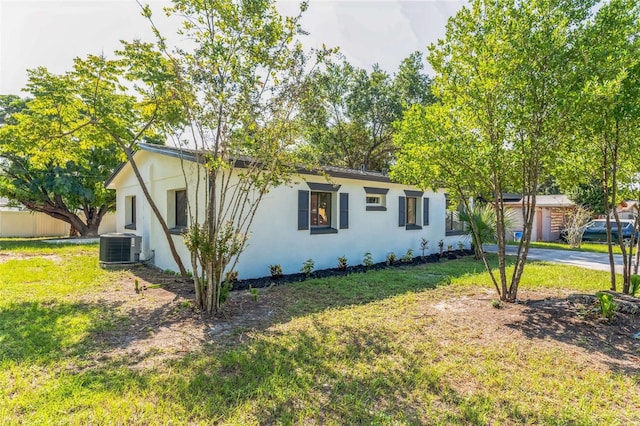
0,0,465,95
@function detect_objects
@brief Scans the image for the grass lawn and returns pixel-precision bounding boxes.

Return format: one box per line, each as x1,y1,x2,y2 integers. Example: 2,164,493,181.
1,240,639,424
509,240,625,255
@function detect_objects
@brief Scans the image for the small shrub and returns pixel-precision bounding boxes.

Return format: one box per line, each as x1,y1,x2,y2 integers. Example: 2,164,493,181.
134,279,140,294
269,264,283,279
401,248,414,263
457,241,465,251
248,285,259,302
337,255,348,271
301,258,315,276
447,244,454,252
631,275,640,297
224,270,238,283
596,292,616,320
420,238,429,259
363,252,374,268
438,240,444,256
562,205,593,248
220,281,233,304
491,299,503,309
386,252,397,265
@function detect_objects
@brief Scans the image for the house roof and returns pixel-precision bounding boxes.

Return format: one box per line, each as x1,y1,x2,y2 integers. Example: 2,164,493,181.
503,194,574,208
535,194,574,207
105,142,396,188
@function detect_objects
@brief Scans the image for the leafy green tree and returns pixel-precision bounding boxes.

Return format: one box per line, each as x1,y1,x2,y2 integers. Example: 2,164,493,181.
393,0,594,302
567,180,607,216
0,94,118,236
1,52,189,276
0,95,27,126
298,52,433,171
141,0,331,314
394,52,437,107
567,0,640,293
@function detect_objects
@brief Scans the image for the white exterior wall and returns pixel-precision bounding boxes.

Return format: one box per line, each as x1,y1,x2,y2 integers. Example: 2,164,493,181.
110,151,465,279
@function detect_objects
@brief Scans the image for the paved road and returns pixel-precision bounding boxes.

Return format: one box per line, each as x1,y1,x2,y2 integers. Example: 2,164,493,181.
483,244,628,273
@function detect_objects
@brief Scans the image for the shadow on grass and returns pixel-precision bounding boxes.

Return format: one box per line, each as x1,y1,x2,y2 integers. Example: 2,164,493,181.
193,256,507,341
0,300,121,363
506,296,640,375
22,318,595,424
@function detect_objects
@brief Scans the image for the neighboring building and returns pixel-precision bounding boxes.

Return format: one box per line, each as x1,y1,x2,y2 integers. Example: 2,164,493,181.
0,197,116,237
106,143,465,279
613,200,638,221
505,194,575,242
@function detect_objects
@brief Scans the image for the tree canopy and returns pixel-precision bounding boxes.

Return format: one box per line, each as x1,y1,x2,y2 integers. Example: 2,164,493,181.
0,91,120,236
137,0,331,314
297,52,434,171
393,0,598,301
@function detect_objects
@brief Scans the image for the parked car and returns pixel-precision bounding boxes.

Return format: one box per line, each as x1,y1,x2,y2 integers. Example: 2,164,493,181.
561,219,638,244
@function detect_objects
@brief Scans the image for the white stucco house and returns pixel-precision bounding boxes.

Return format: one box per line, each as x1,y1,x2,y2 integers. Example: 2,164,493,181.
106,143,466,279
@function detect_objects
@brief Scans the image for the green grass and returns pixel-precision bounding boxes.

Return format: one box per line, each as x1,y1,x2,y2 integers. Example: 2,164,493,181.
0,239,638,424
509,240,624,254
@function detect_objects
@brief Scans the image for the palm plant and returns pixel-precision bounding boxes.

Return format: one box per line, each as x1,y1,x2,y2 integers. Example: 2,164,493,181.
459,204,515,259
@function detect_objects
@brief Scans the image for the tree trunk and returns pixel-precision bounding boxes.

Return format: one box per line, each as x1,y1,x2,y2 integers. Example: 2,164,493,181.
120,145,188,280
21,200,106,237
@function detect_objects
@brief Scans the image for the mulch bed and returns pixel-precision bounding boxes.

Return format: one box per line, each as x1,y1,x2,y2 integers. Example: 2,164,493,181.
232,250,475,291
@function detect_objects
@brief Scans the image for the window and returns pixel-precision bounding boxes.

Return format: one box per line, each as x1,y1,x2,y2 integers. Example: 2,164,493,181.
167,189,188,233
445,195,465,235
364,187,389,211
124,195,136,230
298,183,346,234
311,192,331,227
406,197,417,225
399,190,424,230
175,190,188,228
366,196,381,204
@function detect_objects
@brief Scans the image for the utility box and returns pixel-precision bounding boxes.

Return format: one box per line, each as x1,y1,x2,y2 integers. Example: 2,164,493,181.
99,233,142,263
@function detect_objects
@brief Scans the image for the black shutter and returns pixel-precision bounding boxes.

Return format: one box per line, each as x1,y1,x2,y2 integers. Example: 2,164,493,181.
398,196,406,226
298,190,309,230
423,197,429,226
340,193,349,229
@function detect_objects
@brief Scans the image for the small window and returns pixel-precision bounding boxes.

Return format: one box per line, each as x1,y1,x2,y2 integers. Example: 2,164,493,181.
364,187,389,211
175,190,188,228
124,195,136,230
366,196,381,204
445,195,465,235
168,189,188,233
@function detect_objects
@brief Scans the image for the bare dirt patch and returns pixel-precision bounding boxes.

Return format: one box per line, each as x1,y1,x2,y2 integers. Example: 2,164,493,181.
0,252,62,264
427,288,640,373
83,265,640,372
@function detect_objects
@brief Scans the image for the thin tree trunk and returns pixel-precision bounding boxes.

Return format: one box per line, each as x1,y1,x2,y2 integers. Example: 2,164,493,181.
121,145,188,280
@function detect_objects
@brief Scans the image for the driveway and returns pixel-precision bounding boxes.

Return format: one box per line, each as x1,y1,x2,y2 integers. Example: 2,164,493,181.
483,244,627,273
